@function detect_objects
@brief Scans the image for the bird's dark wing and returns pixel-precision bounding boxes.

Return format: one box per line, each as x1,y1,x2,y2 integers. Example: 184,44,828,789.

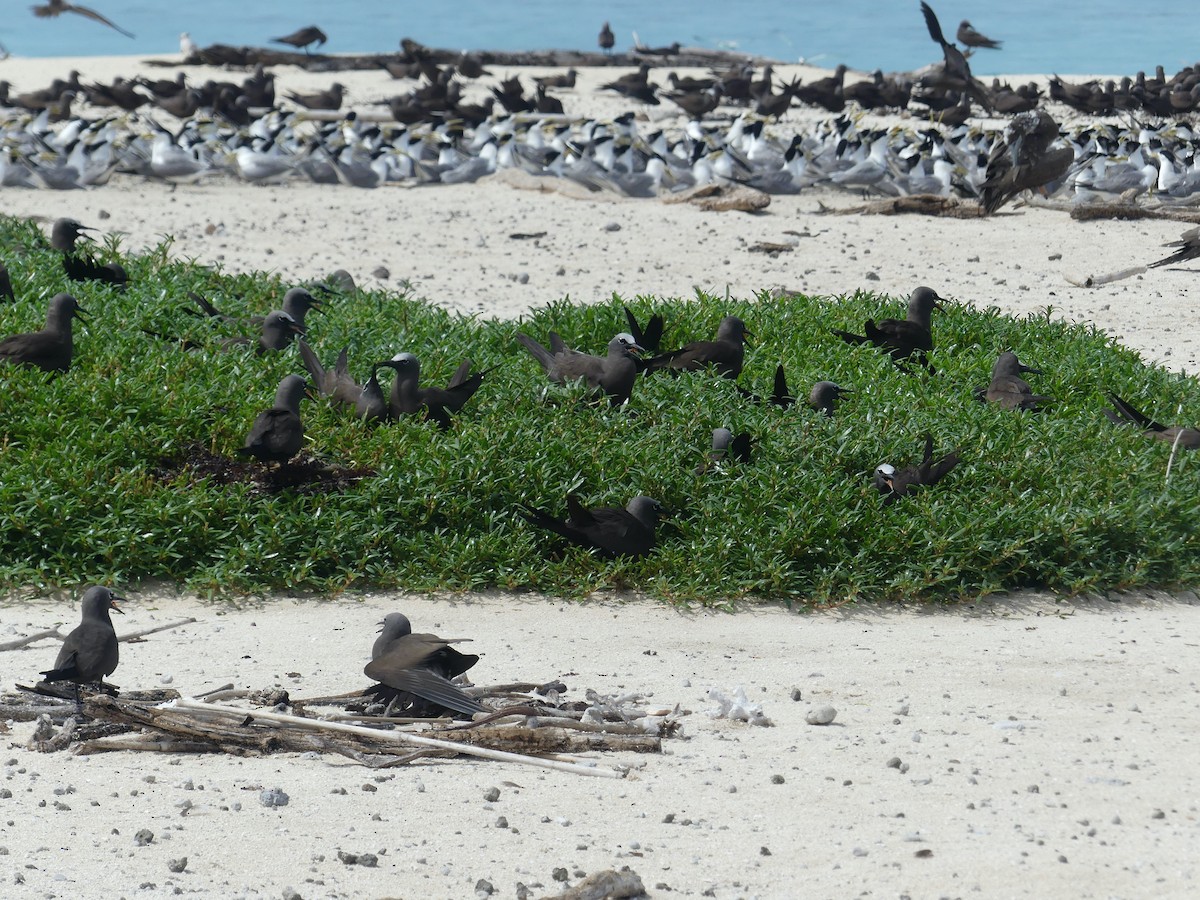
920,1,948,47
64,3,136,38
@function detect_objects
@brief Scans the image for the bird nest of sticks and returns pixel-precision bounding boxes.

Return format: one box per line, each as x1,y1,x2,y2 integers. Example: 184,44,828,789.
153,443,375,495
11,680,685,777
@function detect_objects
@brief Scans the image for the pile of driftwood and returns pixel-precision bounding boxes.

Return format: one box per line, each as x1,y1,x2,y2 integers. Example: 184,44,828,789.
11,679,682,777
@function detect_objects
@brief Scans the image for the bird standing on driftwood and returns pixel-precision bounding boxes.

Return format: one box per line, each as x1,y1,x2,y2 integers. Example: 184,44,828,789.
31,1,134,39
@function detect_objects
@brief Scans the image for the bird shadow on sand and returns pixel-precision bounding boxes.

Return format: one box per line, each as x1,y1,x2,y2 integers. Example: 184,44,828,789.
154,443,374,495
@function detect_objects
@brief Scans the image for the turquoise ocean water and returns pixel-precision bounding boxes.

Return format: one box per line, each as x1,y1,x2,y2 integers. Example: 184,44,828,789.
2,1,1198,77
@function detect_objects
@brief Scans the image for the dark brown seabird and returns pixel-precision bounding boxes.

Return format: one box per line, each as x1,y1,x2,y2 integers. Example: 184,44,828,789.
382,352,491,429
975,351,1052,410
517,494,662,559
515,330,644,405
833,286,943,372
0,292,84,372
31,1,134,39
39,585,125,711
0,262,14,302
50,218,128,286
297,340,361,408
1148,226,1200,268
237,374,308,465
364,613,483,718
874,433,960,507
644,315,750,379
598,22,615,54
956,20,1002,50
979,110,1073,215
1103,393,1200,449
271,25,327,53
695,427,753,475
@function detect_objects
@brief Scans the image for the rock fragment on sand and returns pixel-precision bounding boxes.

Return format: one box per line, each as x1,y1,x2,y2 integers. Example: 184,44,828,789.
805,705,837,725
135,829,154,846
167,857,187,873
259,787,289,807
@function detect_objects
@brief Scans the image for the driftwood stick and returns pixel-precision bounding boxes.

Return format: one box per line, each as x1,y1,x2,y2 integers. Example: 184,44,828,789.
1064,265,1147,288
0,628,64,651
118,618,198,642
173,699,629,776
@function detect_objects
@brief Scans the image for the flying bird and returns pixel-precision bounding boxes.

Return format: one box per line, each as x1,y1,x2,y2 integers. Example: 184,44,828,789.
956,20,1002,50
32,1,135,39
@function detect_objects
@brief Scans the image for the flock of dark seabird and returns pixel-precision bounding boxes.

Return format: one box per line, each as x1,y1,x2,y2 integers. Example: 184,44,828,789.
5,4,1200,207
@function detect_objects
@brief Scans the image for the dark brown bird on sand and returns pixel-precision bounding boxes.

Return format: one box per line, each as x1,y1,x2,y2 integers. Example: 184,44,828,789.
1103,392,1200,449
643,315,750,379
1149,226,1200,269
39,585,125,711
285,82,344,111
364,613,482,718
32,0,134,39
956,20,1002,50
598,21,615,54
0,292,85,373
980,110,1073,215
271,25,327,53
874,433,960,506
833,286,943,372
517,494,663,559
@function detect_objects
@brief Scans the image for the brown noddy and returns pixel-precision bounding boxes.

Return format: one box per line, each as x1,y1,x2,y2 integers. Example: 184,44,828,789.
979,110,1073,215
809,380,852,417
1103,393,1200,449
1148,226,1200,269
975,351,1052,410
32,0,134,39
0,262,13,302
297,340,361,407
50,218,128,286
515,330,644,405
363,612,483,718
957,20,1002,50
643,315,750,379
833,286,943,373
381,352,491,429
0,292,85,372
236,374,308,465
271,25,327,53
695,427,753,475
598,21,615,54
354,362,392,422
517,494,662,559
624,306,664,353
285,83,344,111
254,310,304,354
918,2,992,111
874,433,960,506
39,585,125,711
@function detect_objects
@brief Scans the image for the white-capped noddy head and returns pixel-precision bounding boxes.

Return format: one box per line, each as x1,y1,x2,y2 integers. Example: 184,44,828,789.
611,332,645,355
873,463,897,492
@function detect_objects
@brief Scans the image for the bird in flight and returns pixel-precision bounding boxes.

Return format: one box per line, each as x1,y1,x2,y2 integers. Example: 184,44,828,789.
31,1,135,38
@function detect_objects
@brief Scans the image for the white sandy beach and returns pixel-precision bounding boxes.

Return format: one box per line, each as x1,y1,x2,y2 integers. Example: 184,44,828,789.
3,53,1200,898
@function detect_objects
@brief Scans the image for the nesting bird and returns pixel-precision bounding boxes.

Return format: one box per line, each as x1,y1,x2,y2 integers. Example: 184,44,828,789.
874,433,960,506
644,315,750,379
976,351,1052,410
515,330,644,405
695,427,753,475
383,352,490,429
517,494,663,559
833,286,944,372
363,612,483,718
50,218,128,286
237,374,309,466
0,292,85,372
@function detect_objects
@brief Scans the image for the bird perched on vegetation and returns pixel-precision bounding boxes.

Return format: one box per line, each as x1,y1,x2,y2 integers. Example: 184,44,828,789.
271,25,327,53
956,20,1002,50
39,585,124,711
383,352,491,429
833,286,943,373
644,315,750,379
695,427,753,475
297,340,362,408
979,110,1073,215
50,218,128,286
975,351,1052,410
809,380,853,417
364,613,483,718
237,374,309,466
1103,393,1200,449
0,263,14,302
874,433,960,506
31,0,134,39
517,494,662,559
515,331,644,405
0,292,84,372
